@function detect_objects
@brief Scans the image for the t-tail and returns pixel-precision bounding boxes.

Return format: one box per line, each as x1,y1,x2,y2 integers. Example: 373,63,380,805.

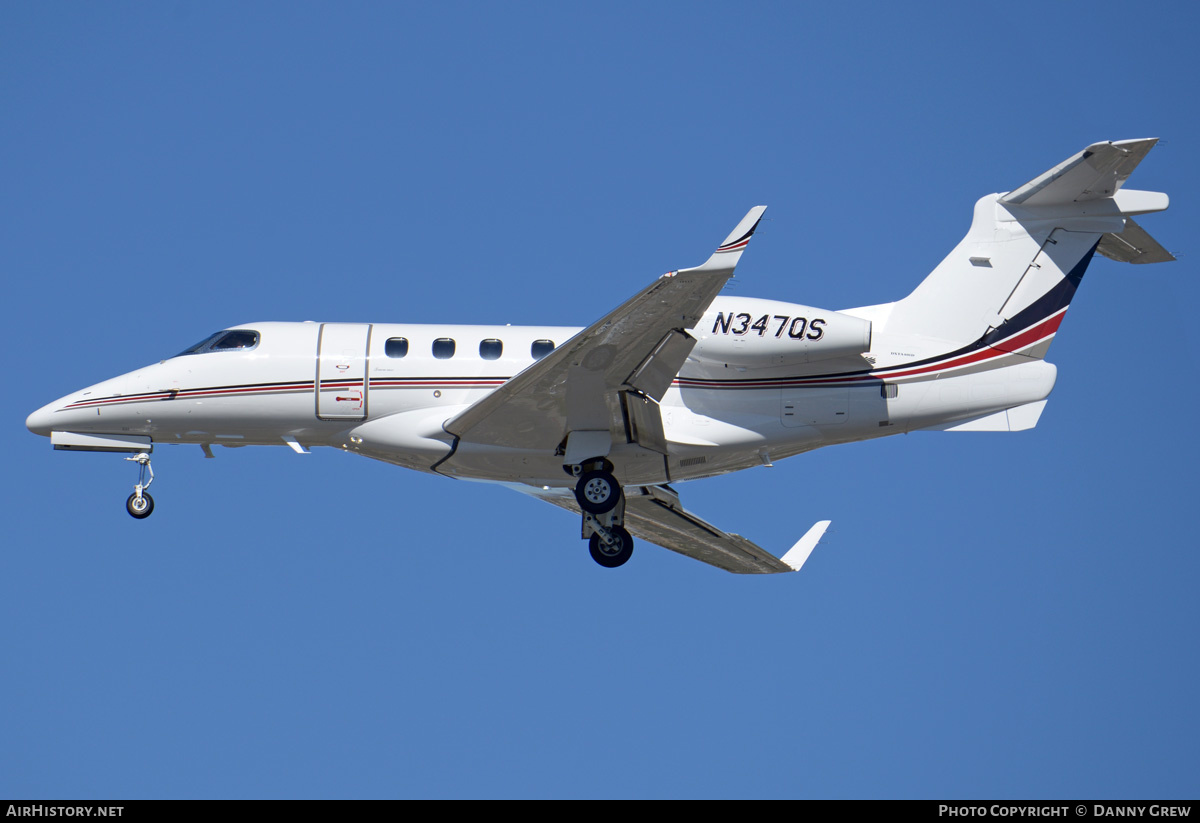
883,138,1172,360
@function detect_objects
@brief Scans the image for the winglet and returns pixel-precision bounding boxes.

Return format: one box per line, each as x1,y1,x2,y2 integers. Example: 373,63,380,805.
780,520,831,571
682,206,767,275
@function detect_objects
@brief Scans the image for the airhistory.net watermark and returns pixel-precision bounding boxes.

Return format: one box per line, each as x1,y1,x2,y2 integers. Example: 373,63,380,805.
6,807,123,817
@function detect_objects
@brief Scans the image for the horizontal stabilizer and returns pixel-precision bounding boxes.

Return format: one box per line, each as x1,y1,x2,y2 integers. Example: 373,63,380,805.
1001,138,1158,207
1097,216,1176,264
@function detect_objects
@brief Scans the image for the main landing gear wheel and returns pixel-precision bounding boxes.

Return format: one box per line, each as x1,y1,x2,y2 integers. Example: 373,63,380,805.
126,492,154,519
589,526,634,568
575,469,622,515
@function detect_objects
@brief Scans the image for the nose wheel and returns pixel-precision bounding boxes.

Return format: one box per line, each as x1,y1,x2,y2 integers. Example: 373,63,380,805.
126,491,154,519
124,452,155,519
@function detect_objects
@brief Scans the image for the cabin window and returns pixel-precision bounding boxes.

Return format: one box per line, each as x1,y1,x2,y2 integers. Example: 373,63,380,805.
479,339,503,360
531,339,555,360
385,337,409,358
432,338,456,359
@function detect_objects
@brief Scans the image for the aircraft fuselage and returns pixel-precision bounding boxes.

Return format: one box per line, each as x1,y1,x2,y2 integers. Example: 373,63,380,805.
27,298,1058,490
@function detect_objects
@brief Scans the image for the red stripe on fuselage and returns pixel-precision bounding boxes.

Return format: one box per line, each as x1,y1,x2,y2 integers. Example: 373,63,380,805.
57,311,1067,412
675,309,1067,390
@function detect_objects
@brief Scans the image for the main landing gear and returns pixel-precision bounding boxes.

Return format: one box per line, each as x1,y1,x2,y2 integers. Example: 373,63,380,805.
571,457,633,568
124,452,155,519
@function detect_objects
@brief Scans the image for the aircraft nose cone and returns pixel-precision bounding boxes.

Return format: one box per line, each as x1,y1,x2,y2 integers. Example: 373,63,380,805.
26,402,58,436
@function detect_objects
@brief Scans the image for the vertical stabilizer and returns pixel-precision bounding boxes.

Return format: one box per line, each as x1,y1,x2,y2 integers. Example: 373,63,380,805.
882,140,1171,359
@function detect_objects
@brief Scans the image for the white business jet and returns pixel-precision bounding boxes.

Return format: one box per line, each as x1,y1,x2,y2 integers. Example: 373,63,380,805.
27,139,1173,573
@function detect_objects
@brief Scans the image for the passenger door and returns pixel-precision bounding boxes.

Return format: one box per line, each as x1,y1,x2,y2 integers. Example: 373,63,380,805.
316,323,371,420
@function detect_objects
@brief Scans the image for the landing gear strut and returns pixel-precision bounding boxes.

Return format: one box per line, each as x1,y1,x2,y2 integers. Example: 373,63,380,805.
570,457,633,568
124,452,155,519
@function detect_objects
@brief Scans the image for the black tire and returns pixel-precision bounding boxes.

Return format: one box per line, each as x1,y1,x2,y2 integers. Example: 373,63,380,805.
574,470,622,514
589,526,634,568
126,492,154,519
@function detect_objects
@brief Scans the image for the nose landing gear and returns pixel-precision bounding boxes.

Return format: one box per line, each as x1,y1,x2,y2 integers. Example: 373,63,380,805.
124,452,155,519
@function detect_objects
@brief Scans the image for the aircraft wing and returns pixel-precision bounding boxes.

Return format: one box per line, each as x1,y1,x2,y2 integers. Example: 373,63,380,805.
442,207,767,453
520,483,830,575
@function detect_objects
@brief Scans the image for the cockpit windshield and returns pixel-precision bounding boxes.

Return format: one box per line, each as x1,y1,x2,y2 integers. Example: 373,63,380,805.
175,330,260,357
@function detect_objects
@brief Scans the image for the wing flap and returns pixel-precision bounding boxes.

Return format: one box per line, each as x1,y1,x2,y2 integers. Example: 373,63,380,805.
624,329,696,400
623,392,668,455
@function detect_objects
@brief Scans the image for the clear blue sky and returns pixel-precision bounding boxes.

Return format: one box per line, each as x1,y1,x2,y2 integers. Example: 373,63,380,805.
3,1,1198,799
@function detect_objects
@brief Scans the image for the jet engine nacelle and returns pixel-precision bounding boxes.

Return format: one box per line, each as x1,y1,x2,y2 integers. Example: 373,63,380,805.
693,297,872,367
